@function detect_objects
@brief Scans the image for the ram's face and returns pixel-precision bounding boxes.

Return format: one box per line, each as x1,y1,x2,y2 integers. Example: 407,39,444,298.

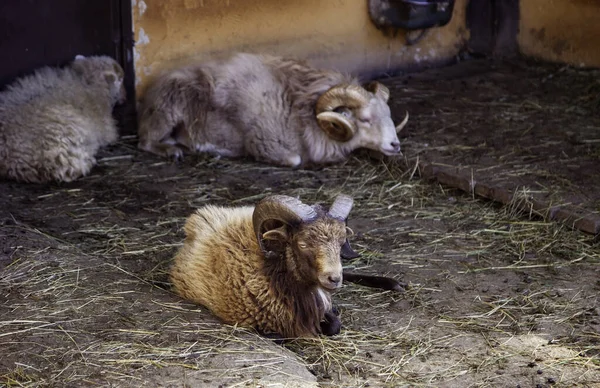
352,98,401,156
292,217,347,291
316,83,408,157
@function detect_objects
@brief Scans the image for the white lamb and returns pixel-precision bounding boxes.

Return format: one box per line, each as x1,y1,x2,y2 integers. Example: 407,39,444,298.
0,55,126,183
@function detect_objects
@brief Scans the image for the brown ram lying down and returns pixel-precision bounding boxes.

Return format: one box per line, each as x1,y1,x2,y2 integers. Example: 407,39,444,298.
169,194,404,338
0,55,125,183
138,53,409,167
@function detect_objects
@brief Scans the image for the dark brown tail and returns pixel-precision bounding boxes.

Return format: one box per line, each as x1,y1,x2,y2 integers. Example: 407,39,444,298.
342,272,406,292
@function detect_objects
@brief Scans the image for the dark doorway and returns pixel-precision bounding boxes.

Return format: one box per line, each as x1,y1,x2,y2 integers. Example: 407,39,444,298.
0,0,135,130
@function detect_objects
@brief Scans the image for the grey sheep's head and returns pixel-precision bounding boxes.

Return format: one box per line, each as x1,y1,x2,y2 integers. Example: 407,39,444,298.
253,194,353,291
315,82,408,156
72,55,127,105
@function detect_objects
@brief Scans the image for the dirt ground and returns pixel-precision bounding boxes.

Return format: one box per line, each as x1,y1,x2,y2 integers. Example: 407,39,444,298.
1,59,599,387
390,59,600,235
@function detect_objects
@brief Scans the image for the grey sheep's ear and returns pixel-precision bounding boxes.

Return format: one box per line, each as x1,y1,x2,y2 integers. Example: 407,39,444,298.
112,62,124,77
104,71,117,84
316,112,355,142
71,58,89,77
365,81,390,102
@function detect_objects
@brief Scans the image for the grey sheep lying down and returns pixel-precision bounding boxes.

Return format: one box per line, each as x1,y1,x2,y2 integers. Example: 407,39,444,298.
0,55,125,183
138,53,409,167
169,194,404,338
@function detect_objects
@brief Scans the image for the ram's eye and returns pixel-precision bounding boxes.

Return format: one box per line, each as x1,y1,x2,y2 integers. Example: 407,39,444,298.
358,117,370,123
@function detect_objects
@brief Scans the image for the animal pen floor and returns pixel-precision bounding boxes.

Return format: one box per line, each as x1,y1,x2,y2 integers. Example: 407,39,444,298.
1,59,599,388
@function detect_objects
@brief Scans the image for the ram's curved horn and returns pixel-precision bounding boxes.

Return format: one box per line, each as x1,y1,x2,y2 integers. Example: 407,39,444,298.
316,84,371,114
365,81,390,102
253,195,317,256
316,112,355,142
327,194,353,221
315,84,370,141
395,111,409,133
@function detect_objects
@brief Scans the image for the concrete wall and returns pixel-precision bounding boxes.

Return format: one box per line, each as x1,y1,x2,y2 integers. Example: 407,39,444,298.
132,0,469,94
518,0,600,67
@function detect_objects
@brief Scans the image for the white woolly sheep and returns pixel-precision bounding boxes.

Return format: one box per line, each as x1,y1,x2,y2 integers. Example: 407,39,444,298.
138,53,408,167
169,194,404,338
0,55,126,183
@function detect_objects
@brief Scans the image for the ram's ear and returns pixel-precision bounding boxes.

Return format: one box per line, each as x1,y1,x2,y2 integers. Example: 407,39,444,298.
259,222,290,259
261,225,288,242
365,81,390,102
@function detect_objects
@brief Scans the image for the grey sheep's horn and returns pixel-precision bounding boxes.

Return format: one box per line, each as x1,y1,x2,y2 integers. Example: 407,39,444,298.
365,81,390,102
327,194,354,221
253,195,317,255
315,84,371,143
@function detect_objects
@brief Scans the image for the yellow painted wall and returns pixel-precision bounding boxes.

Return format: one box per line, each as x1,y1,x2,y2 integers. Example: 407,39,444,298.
132,0,469,94
519,0,600,67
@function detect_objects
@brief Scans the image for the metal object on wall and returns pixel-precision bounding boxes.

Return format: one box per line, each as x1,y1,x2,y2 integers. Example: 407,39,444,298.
368,0,455,31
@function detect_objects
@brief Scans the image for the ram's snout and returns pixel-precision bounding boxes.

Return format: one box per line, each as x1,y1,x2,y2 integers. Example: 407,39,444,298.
377,118,402,156
319,266,343,290
377,111,409,156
